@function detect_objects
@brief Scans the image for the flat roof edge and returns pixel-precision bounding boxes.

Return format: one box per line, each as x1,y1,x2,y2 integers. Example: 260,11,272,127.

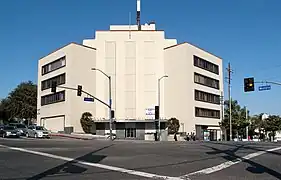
39,42,96,61
164,42,222,60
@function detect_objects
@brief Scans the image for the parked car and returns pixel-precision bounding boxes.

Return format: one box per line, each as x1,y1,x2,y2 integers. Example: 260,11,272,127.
10,123,28,136
26,126,50,138
0,126,21,138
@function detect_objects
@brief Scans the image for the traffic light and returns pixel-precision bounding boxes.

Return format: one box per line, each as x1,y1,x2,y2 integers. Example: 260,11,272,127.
244,77,255,92
51,81,57,93
155,106,159,120
77,85,82,96
111,110,115,119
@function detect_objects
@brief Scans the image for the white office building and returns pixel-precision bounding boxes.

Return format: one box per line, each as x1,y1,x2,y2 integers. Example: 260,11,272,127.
37,3,223,140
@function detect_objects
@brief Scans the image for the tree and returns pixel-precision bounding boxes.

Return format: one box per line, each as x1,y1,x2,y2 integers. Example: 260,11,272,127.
264,115,281,141
220,99,250,139
6,81,37,122
0,98,12,123
80,112,94,134
249,113,264,139
167,117,180,134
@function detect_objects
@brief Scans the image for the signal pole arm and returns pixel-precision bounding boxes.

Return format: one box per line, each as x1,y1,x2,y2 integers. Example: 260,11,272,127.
255,81,281,86
57,85,110,108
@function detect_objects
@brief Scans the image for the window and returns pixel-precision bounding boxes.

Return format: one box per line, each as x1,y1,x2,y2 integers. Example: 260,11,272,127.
41,73,66,91
41,91,65,106
194,55,219,75
125,128,136,138
42,56,66,75
195,90,220,105
16,124,27,128
36,126,47,130
195,107,220,119
194,73,219,89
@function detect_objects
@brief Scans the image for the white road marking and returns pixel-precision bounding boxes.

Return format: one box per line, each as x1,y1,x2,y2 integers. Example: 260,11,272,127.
0,144,182,180
180,146,281,179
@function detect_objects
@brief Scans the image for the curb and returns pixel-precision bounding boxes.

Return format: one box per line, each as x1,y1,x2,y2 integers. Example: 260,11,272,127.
50,133,93,140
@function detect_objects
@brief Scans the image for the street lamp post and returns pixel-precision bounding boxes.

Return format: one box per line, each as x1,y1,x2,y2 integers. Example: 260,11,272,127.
158,75,168,141
91,68,113,140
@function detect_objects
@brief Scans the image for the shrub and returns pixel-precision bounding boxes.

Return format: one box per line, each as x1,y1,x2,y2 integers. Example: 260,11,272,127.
80,112,93,133
167,117,180,134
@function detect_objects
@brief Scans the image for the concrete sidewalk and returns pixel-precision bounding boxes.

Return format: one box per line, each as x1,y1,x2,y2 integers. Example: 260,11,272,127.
50,133,108,140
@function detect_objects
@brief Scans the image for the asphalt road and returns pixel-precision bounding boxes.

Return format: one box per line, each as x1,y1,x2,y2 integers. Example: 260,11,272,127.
0,137,281,180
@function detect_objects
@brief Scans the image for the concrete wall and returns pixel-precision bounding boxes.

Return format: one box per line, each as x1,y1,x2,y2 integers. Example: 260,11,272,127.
136,123,145,140
116,123,126,139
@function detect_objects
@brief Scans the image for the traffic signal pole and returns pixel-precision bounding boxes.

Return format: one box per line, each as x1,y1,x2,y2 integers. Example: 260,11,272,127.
57,85,110,108
109,76,113,141
91,68,113,141
52,83,113,140
255,81,281,86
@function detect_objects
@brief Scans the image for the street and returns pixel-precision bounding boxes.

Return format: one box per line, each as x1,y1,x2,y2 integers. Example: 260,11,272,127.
0,137,281,180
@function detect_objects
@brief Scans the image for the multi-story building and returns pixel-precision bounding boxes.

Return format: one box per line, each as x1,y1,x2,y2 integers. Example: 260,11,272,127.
37,22,223,140
37,43,97,133
164,43,223,140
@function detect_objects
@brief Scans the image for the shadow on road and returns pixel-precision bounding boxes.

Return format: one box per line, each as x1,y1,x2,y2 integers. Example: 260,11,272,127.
203,143,281,179
208,141,281,157
26,144,114,180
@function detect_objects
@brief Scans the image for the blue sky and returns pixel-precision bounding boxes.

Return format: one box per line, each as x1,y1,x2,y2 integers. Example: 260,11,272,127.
0,0,281,115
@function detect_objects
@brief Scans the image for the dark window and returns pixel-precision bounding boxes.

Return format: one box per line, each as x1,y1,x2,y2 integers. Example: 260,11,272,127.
125,128,136,138
195,90,220,105
194,55,219,75
195,107,220,119
42,56,66,75
4,126,16,130
41,91,65,106
41,73,66,91
16,124,27,128
194,73,219,89
36,126,46,130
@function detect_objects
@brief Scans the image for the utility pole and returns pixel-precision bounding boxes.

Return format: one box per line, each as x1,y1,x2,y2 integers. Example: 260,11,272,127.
226,63,233,141
220,91,225,141
246,106,249,141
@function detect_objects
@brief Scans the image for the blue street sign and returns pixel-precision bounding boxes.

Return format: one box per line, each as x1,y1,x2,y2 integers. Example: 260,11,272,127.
258,85,271,91
84,97,94,102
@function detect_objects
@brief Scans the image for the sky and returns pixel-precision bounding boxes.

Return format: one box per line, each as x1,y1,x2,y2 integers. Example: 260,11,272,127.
0,0,281,115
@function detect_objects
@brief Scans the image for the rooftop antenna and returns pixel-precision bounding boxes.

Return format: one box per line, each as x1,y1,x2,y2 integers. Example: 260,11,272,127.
137,0,141,31
129,12,132,39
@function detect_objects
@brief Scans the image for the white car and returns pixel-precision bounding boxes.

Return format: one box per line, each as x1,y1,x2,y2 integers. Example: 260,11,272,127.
26,126,50,138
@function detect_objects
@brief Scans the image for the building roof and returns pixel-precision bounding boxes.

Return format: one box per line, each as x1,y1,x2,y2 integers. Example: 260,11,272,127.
164,42,222,60
39,42,96,61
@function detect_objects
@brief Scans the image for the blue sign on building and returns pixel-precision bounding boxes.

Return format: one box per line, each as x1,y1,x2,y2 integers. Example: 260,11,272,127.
258,85,271,91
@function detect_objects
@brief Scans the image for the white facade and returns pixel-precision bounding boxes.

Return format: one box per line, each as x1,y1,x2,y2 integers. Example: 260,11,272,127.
37,23,223,140
37,43,97,133
164,43,223,139
83,24,177,120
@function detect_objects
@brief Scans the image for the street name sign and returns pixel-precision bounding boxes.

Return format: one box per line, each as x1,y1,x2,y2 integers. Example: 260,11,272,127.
84,97,94,102
258,85,271,91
